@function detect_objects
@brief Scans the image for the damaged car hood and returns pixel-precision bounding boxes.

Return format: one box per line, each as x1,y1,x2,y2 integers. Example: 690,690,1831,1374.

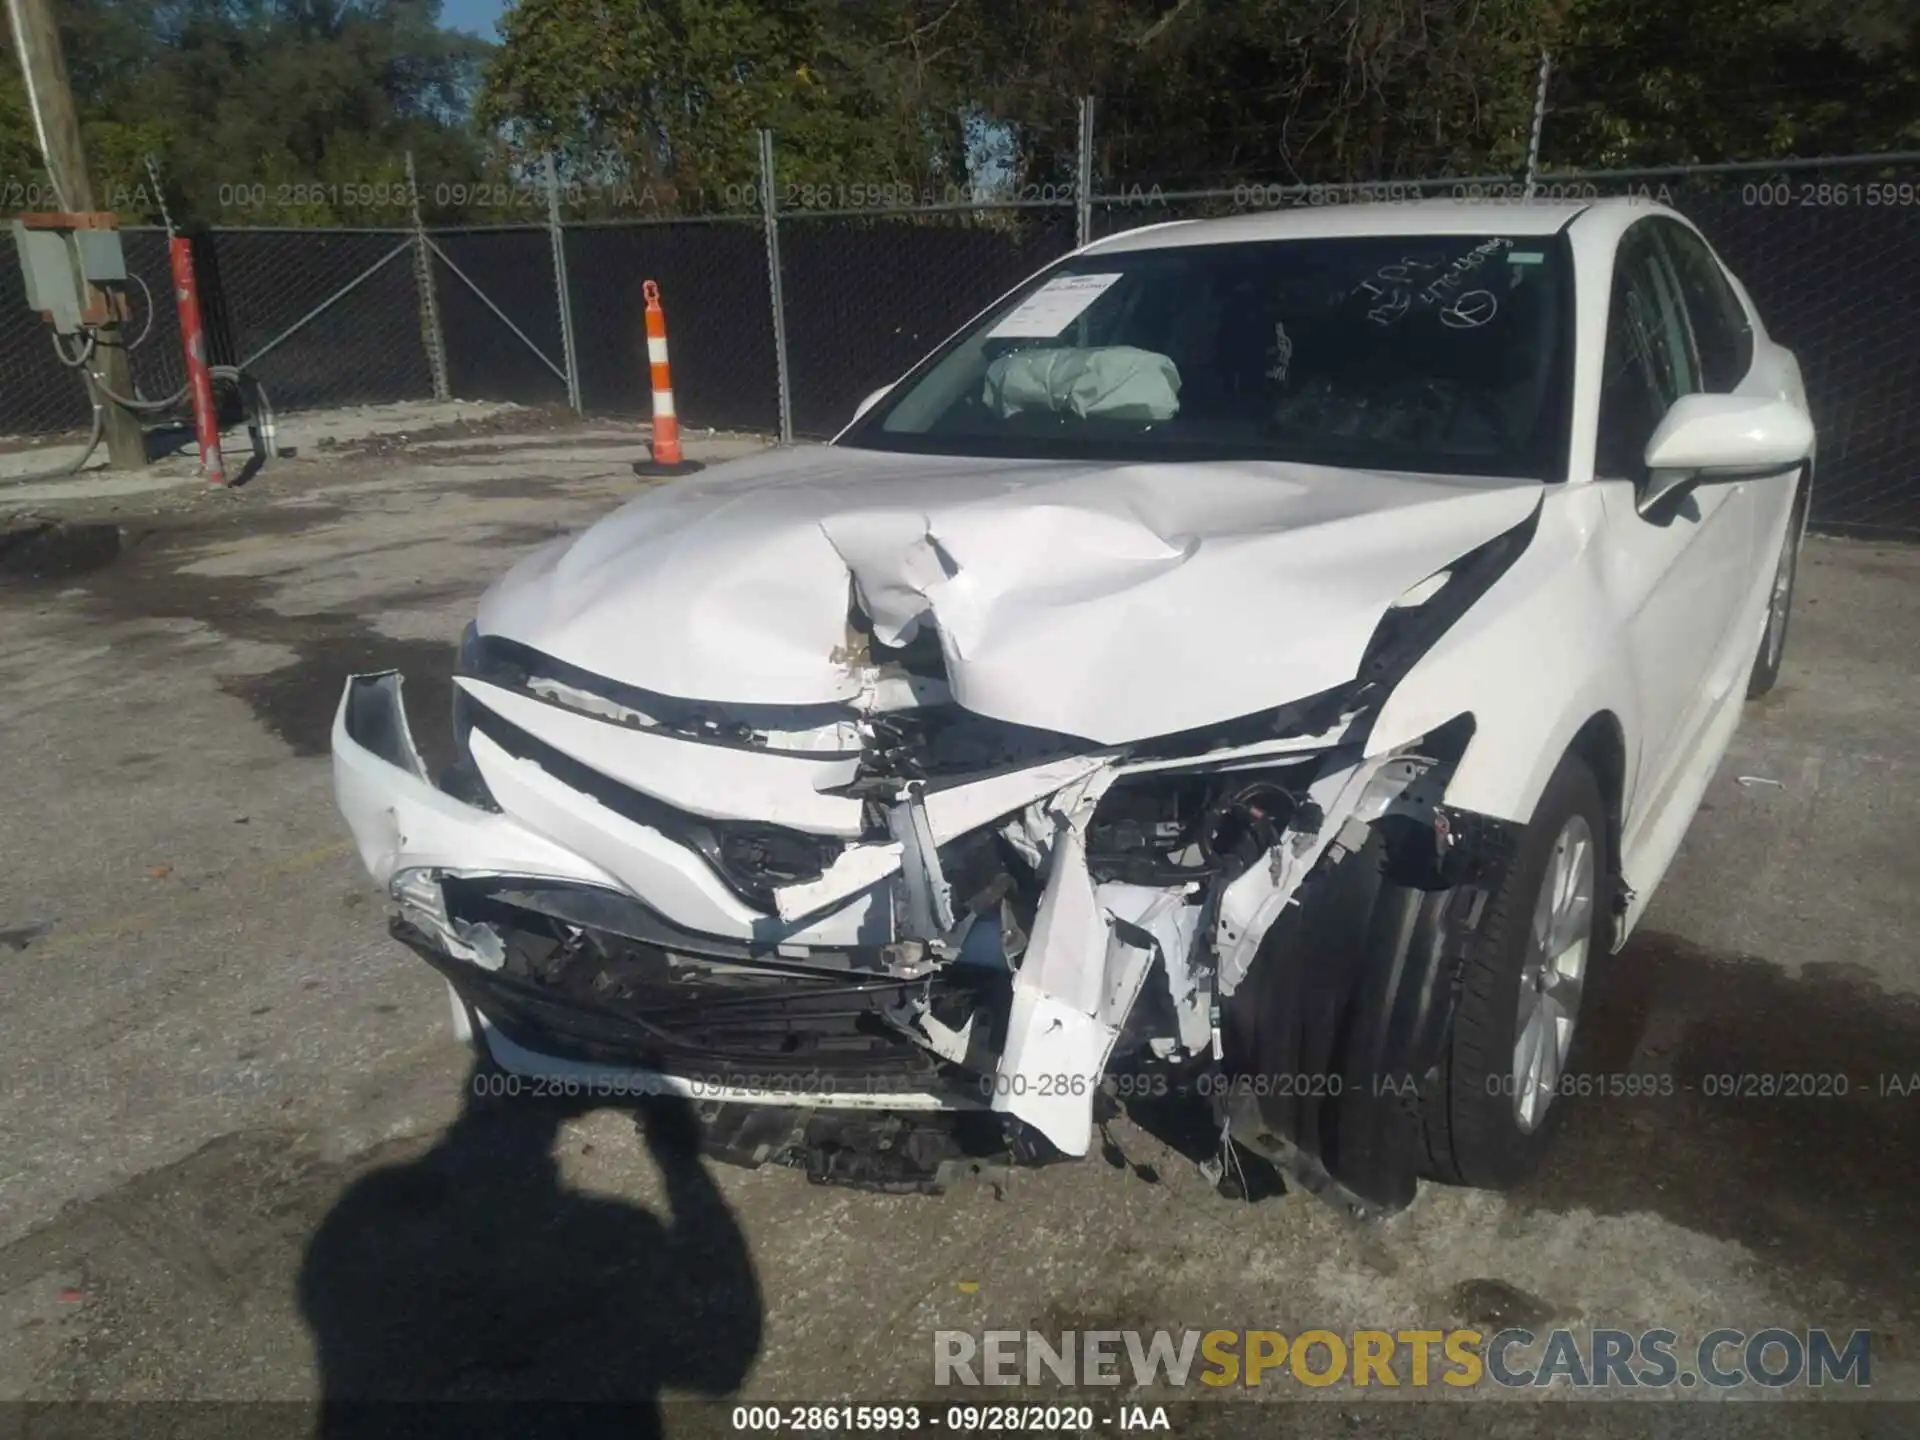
475,445,1543,744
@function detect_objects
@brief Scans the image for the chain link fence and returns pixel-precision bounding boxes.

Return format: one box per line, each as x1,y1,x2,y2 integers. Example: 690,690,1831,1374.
564,218,777,431
778,206,1080,436
424,227,569,408
200,228,436,411
4,141,1918,537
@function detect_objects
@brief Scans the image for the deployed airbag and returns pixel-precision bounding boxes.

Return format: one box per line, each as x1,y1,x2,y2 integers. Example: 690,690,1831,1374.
983,346,1181,422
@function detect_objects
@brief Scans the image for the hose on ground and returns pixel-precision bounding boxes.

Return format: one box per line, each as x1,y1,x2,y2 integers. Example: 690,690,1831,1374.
83,360,275,440
4,339,275,488
83,369,188,413
0,397,107,486
214,365,277,460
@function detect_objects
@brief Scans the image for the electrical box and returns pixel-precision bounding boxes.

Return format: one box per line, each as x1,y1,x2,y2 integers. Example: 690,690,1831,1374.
10,212,127,335
74,228,127,284
11,221,83,333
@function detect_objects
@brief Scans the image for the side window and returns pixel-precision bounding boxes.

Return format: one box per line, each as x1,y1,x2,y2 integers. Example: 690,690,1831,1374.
1655,220,1754,391
1596,226,1699,478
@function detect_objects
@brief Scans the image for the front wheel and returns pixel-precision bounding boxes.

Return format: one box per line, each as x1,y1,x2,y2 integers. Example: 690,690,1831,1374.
1419,753,1608,1190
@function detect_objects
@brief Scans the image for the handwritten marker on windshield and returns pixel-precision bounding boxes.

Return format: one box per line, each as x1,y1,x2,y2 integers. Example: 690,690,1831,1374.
633,278,705,477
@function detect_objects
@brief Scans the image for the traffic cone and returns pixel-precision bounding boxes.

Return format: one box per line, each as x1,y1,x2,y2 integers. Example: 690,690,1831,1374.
632,278,705,477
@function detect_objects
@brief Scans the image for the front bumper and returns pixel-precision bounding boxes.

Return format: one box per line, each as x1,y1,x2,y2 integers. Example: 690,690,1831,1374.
333,670,1215,1153
332,670,891,948
332,667,1487,1208
334,672,981,1110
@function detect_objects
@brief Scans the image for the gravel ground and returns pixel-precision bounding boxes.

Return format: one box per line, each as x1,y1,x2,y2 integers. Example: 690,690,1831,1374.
0,420,1914,1436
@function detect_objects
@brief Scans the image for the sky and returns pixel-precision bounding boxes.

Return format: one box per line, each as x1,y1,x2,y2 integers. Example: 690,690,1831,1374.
441,0,510,38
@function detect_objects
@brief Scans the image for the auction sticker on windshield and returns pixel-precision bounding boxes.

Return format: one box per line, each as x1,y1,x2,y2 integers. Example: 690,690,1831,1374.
988,272,1123,337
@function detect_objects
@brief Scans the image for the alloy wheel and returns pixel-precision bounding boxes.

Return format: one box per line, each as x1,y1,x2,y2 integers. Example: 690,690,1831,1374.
1511,813,1595,1133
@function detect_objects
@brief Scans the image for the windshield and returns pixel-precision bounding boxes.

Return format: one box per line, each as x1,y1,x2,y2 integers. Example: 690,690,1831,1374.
842,233,1572,479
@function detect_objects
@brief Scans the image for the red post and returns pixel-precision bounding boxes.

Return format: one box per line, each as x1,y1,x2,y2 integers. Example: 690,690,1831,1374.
169,237,225,485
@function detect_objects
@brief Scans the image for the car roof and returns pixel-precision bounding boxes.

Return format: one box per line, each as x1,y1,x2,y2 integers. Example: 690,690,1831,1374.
1083,196,1658,254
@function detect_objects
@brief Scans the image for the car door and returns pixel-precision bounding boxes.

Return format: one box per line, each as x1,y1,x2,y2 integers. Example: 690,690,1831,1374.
1593,220,1755,832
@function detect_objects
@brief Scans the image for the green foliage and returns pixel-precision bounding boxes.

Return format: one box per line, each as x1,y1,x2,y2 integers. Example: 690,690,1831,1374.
952,0,1568,187
2,0,1917,230
474,0,1920,203
1550,0,1920,166
0,67,46,199
477,0,973,213
1,0,495,225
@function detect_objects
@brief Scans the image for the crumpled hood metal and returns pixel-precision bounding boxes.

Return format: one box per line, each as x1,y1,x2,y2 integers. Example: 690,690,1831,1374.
475,445,1543,744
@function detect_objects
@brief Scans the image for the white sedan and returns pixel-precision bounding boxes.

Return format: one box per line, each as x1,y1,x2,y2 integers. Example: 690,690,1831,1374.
333,198,1812,1214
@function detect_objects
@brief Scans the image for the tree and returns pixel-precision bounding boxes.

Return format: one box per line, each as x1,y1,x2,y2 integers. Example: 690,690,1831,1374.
1549,0,1920,166
928,0,1920,187
1,0,496,225
477,0,976,214
9,0,1919,232
953,0,1565,188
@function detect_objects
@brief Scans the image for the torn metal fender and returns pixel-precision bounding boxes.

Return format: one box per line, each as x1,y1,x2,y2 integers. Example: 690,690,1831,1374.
985,767,1209,1156
770,753,1114,924
988,826,1205,1155
978,743,1444,1155
1213,748,1440,995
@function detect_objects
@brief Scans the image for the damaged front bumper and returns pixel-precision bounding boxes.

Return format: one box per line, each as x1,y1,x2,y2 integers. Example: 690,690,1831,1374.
333,666,1515,1213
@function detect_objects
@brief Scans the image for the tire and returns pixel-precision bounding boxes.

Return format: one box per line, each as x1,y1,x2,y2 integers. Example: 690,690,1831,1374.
1419,752,1608,1190
1747,478,1807,699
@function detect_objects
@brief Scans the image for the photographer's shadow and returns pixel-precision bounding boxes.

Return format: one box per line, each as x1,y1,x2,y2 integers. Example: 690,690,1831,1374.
298,1065,762,1436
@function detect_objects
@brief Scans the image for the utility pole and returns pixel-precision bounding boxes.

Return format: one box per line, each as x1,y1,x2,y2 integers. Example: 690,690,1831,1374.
6,0,147,468
1076,97,1096,248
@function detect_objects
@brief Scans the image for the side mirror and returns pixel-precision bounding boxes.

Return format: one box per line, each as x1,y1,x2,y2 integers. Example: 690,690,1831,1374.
1639,394,1812,511
852,384,893,423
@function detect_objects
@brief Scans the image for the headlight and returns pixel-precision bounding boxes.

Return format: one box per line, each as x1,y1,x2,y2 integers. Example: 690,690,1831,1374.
390,866,449,920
